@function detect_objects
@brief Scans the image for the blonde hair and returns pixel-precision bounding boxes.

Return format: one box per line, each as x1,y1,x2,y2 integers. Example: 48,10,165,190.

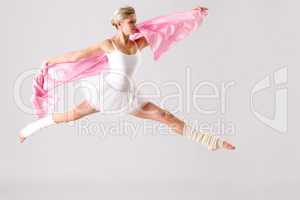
111,5,136,29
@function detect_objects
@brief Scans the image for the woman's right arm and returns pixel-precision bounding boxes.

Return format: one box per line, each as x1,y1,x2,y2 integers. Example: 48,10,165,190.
46,39,107,65
135,36,149,51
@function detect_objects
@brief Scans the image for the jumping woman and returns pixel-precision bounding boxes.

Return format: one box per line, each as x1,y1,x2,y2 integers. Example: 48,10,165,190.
19,5,236,151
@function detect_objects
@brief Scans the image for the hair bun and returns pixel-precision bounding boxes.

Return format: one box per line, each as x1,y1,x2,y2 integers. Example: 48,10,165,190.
110,5,135,29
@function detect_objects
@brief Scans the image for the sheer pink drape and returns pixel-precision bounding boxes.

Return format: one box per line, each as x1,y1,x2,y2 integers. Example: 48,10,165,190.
31,8,208,118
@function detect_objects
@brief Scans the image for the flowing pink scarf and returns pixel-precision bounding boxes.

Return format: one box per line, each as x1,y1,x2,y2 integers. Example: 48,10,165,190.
31,8,208,118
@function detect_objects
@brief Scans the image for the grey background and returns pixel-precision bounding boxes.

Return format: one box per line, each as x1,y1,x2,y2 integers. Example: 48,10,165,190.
2,0,299,199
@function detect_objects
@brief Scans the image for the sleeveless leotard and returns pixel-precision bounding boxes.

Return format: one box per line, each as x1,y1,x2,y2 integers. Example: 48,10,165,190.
79,38,147,115
104,39,142,91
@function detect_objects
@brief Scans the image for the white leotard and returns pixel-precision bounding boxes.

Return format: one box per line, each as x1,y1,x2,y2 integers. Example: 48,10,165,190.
79,38,147,115
104,39,142,91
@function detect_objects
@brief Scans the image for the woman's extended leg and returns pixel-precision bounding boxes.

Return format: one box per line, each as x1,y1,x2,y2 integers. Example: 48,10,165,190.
19,100,99,143
129,102,235,151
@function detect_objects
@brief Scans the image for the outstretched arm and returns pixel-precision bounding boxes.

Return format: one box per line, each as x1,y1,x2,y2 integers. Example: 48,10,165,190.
46,40,107,65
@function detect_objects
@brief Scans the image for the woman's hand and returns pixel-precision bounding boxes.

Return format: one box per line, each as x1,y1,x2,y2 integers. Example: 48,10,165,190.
42,51,79,66
193,6,208,12
43,59,53,66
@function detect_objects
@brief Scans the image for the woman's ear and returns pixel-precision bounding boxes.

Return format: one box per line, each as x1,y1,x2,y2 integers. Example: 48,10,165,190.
117,22,121,28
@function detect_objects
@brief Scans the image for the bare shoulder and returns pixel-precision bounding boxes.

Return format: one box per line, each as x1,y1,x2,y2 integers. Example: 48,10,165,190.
99,38,114,53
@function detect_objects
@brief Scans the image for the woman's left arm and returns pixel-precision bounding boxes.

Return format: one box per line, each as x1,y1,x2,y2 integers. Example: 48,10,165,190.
46,40,105,65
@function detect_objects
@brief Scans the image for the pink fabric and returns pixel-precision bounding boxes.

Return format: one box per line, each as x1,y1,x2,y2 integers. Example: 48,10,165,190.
31,8,208,118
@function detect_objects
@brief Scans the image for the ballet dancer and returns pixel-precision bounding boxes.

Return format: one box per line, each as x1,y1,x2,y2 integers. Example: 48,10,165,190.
19,5,236,151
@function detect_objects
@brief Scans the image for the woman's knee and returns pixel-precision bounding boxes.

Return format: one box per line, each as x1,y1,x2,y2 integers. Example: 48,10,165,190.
71,100,98,121
71,109,82,121
161,110,175,122
147,109,174,122
130,102,174,122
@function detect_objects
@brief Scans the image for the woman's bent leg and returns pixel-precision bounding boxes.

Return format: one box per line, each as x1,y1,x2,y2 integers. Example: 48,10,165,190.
53,100,99,123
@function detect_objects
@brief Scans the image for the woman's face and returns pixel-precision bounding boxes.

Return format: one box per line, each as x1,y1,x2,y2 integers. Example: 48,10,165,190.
118,14,138,35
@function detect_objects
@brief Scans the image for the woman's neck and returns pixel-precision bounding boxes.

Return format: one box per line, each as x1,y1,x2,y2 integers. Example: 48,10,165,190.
113,31,131,45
